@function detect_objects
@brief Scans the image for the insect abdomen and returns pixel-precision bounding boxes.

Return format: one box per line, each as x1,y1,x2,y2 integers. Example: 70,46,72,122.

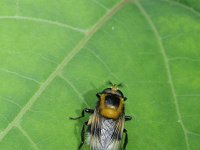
87,117,121,150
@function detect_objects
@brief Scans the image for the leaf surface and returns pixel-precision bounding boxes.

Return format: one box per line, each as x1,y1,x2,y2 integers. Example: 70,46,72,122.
0,0,200,149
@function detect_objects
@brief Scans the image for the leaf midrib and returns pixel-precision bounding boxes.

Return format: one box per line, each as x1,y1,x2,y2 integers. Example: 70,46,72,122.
0,0,128,142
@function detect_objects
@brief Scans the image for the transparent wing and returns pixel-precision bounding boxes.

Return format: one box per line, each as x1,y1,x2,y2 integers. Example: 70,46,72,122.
89,110,102,150
88,110,125,150
109,114,125,150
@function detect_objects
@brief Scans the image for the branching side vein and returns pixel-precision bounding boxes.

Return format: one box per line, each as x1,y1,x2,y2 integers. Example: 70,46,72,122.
0,0,127,142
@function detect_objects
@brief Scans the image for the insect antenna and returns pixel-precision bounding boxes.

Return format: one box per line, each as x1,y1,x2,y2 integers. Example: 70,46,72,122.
107,80,114,86
117,83,124,88
106,81,125,89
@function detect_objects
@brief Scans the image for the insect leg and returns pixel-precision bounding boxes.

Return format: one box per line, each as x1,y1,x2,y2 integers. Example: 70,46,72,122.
125,115,132,121
70,108,94,120
78,121,88,150
123,129,128,150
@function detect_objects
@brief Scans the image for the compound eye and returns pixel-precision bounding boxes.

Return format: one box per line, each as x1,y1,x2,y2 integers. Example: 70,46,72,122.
105,94,120,108
102,88,112,94
116,90,124,97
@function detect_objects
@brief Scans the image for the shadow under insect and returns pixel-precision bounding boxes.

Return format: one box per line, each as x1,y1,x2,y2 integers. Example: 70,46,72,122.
69,84,104,149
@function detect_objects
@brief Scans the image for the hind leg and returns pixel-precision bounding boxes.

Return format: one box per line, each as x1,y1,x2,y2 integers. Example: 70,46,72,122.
78,121,88,150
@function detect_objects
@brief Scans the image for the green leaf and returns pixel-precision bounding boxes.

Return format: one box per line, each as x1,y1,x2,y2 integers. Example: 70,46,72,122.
172,0,200,12
0,0,200,149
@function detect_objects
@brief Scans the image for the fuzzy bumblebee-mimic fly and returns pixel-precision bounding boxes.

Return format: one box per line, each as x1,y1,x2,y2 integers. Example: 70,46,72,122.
70,82,132,150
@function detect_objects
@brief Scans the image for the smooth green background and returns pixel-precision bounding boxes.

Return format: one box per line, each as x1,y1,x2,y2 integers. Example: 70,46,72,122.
0,0,200,149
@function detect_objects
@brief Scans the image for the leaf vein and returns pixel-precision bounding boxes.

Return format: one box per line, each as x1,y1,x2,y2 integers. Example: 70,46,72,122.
0,16,86,33
0,67,41,84
92,0,108,11
177,94,200,97
15,0,20,15
59,75,90,107
86,47,120,81
161,0,200,17
18,125,39,150
0,96,22,109
0,0,127,142
134,0,190,149
187,130,200,137
168,57,200,62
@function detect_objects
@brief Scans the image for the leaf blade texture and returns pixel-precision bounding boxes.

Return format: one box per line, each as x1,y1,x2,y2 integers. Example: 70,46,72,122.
0,0,200,149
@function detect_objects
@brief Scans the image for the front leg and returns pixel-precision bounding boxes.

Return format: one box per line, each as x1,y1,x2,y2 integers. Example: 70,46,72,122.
70,108,94,120
125,115,132,121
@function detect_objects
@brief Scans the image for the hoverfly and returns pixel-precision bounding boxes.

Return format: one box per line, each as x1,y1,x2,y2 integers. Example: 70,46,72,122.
70,82,132,150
